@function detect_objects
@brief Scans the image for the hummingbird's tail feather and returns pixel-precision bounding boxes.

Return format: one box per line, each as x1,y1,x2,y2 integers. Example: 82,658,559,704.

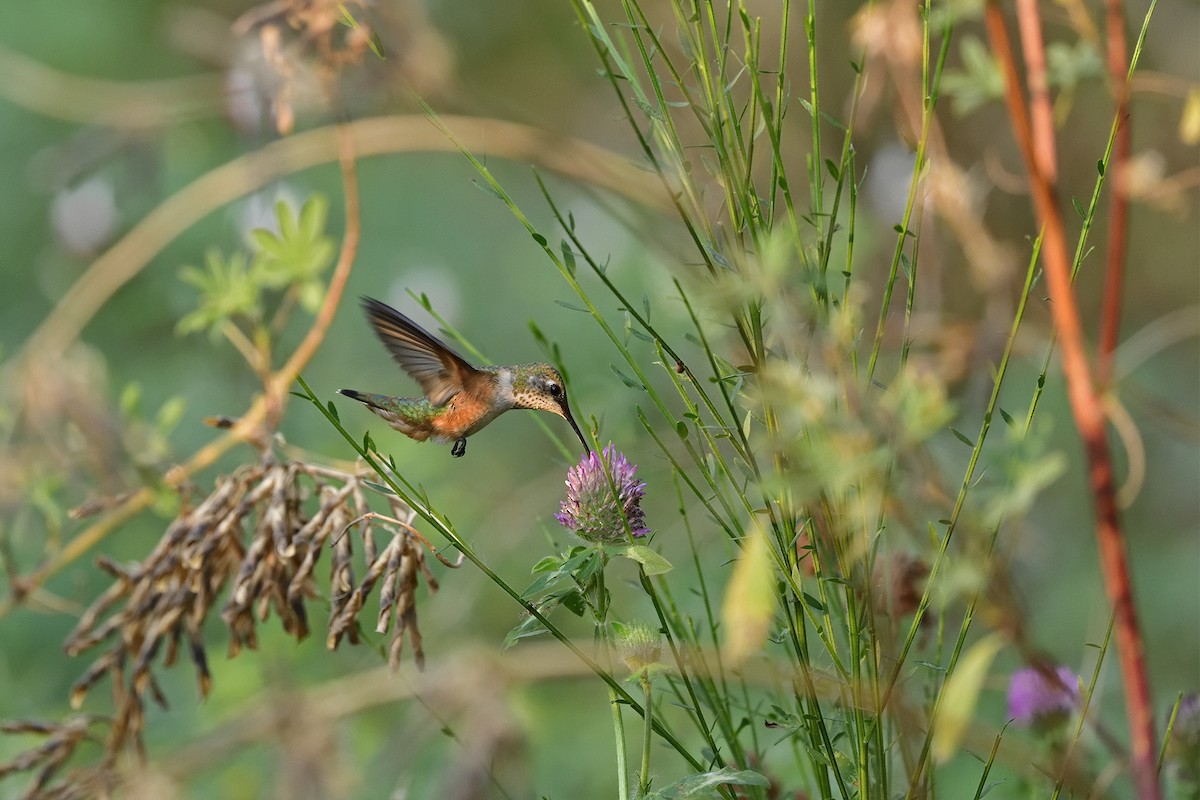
337,389,438,443
338,388,392,415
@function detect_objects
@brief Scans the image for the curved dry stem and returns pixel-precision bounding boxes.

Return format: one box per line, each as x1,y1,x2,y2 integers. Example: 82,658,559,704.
0,44,224,128
18,115,668,368
1112,304,1200,382
1104,393,1146,509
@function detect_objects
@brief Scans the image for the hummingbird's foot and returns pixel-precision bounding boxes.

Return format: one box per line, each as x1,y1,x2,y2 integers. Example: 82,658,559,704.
451,437,467,458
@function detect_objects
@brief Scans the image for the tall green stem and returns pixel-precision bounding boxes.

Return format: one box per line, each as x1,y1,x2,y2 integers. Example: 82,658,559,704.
638,673,653,797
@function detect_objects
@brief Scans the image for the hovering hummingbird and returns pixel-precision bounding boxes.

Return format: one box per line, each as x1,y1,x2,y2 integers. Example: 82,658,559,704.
339,297,589,458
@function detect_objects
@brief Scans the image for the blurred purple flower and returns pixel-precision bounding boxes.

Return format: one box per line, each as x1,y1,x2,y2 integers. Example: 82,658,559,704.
556,445,649,544
1167,693,1200,781
1007,665,1081,728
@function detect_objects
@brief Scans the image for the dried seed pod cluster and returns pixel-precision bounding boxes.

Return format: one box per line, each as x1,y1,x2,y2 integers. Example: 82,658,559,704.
58,454,443,759
0,717,112,800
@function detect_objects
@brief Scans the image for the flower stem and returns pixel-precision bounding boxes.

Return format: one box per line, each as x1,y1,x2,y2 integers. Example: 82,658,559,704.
596,557,629,800
638,672,653,796
611,685,630,800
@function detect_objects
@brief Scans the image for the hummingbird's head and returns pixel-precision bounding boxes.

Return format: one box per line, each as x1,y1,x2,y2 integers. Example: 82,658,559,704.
512,364,589,452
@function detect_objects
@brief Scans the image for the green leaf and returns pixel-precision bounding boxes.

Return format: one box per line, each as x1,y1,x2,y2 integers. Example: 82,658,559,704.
250,228,277,252
941,36,1005,115
624,545,673,576
571,549,605,583
559,588,586,615
1046,40,1103,89
298,280,324,313
531,556,562,574
1071,196,1086,219
518,571,564,601
119,382,142,417
560,241,576,276
628,328,653,343
249,195,335,289
528,321,547,346
801,592,824,612
327,400,340,423
277,199,298,241
176,249,260,338
951,427,975,447
155,396,187,435
502,612,549,650
298,192,328,238
632,96,664,121
338,5,386,58
471,178,505,200
610,364,644,391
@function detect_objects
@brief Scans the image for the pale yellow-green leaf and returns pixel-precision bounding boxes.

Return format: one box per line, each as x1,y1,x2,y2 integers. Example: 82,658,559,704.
721,529,776,667
119,382,142,417
624,544,673,576
299,280,324,314
1181,87,1200,145
155,396,187,436
931,632,1006,763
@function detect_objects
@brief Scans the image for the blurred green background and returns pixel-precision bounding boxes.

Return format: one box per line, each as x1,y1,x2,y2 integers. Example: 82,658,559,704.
0,1,1196,797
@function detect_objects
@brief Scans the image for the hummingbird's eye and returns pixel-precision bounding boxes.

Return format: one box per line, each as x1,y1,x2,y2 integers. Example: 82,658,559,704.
548,382,562,397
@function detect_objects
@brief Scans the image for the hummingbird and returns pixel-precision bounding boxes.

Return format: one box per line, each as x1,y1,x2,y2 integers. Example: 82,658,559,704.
339,297,589,458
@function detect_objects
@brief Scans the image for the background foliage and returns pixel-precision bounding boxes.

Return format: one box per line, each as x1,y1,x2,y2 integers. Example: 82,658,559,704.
0,1,1197,798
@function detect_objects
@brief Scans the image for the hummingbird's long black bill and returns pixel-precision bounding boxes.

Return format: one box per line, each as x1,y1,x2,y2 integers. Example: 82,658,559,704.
562,407,589,454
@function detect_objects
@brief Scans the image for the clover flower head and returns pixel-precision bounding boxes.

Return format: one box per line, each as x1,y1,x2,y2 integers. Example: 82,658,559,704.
555,444,649,544
1007,665,1081,728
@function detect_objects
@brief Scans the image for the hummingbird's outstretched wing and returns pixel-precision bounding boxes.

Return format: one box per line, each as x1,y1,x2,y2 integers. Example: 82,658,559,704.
361,297,482,406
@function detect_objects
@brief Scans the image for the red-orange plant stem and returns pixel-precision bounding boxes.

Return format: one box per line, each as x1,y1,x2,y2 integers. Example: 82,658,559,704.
984,4,1160,799
1098,0,1133,386
1014,0,1057,181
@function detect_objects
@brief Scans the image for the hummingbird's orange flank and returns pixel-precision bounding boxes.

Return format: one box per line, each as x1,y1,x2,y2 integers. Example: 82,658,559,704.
339,297,589,458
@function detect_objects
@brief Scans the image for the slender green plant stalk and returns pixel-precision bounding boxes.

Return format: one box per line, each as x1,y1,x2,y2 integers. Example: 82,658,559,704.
639,673,653,796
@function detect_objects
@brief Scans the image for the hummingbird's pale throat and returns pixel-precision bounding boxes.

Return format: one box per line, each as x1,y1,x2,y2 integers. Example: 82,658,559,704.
339,297,588,458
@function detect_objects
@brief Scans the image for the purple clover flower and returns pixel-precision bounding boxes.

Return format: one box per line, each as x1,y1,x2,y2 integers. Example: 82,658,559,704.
556,444,649,544
1007,665,1081,728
